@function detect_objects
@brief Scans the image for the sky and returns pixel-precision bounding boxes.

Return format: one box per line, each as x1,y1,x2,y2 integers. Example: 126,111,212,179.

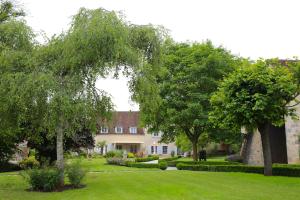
21,0,300,111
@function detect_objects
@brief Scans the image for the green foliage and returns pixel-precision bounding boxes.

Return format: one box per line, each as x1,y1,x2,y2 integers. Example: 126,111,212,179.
106,157,128,165
158,156,180,163
0,0,25,23
21,167,61,191
135,156,159,162
159,161,167,170
105,150,123,158
0,1,35,163
176,163,300,177
210,59,298,130
166,160,240,167
135,41,239,160
66,160,86,187
19,156,40,169
127,152,135,158
125,162,160,169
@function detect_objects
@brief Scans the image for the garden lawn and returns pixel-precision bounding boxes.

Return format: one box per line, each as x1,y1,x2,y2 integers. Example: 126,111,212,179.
69,158,159,172
1,158,300,200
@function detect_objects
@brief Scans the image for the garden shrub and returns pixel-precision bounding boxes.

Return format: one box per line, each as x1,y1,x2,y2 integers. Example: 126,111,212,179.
159,161,168,170
106,157,132,165
176,163,300,177
21,167,61,191
136,156,159,162
167,160,240,167
159,156,180,163
66,160,86,187
19,156,40,169
125,162,160,169
134,151,144,158
105,150,123,158
127,152,135,158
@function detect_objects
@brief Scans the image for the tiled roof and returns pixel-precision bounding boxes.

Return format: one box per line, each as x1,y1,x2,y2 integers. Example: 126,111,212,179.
100,111,144,135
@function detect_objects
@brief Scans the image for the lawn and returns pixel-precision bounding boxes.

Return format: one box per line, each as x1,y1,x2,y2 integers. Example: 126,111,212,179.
0,158,300,200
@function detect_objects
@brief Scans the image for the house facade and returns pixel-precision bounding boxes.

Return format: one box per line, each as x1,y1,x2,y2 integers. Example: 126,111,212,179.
94,111,177,156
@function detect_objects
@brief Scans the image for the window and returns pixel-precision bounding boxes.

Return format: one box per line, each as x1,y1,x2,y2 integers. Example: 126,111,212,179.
152,132,159,137
116,145,122,150
100,127,108,134
151,146,158,154
115,126,123,133
129,127,137,134
162,146,168,154
130,145,137,153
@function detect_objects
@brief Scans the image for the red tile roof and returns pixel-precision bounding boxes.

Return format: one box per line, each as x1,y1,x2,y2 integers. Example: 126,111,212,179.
100,111,144,135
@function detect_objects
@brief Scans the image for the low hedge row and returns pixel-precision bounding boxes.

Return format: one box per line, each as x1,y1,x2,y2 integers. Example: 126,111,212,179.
126,161,167,170
135,156,159,162
176,163,300,177
0,162,21,172
158,156,180,163
167,160,240,167
106,157,167,170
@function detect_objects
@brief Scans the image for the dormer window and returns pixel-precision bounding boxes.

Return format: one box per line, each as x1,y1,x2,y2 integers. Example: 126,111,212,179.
153,132,159,137
129,127,137,134
115,126,123,133
100,127,109,134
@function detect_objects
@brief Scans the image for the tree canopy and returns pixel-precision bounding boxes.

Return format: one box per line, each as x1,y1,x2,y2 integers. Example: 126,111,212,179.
135,40,239,160
0,6,164,187
210,59,299,175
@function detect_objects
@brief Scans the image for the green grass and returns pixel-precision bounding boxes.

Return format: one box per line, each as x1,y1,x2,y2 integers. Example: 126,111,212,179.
70,158,159,172
1,158,299,200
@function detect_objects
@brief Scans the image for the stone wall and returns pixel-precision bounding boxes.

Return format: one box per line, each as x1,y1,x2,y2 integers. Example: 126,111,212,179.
243,131,264,166
285,109,300,163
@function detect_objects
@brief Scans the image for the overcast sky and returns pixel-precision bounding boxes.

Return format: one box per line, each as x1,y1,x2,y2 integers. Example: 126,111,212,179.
22,0,300,111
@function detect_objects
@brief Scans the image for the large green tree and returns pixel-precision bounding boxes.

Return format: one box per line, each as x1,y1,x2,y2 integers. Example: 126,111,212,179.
0,0,34,163
28,9,163,186
0,3,164,187
135,41,238,161
210,59,299,175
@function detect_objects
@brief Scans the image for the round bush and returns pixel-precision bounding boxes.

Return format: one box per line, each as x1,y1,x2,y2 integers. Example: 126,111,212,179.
159,161,168,170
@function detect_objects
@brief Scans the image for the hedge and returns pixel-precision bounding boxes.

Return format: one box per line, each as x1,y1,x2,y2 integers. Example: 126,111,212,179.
0,162,21,172
167,160,241,167
125,161,167,170
158,156,180,163
135,156,159,162
126,162,159,168
176,163,300,177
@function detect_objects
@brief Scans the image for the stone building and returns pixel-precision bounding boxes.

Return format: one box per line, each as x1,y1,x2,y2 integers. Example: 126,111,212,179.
243,102,300,165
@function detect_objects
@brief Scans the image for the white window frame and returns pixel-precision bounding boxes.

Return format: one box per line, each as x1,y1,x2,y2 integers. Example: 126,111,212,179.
115,126,123,134
129,127,137,134
100,127,109,134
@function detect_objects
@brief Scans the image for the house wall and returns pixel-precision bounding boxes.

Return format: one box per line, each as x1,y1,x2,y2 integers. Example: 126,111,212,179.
94,131,177,156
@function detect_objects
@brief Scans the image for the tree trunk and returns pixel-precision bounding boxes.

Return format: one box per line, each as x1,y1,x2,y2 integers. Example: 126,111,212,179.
258,123,272,176
192,141,198,161
56,124,64,187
